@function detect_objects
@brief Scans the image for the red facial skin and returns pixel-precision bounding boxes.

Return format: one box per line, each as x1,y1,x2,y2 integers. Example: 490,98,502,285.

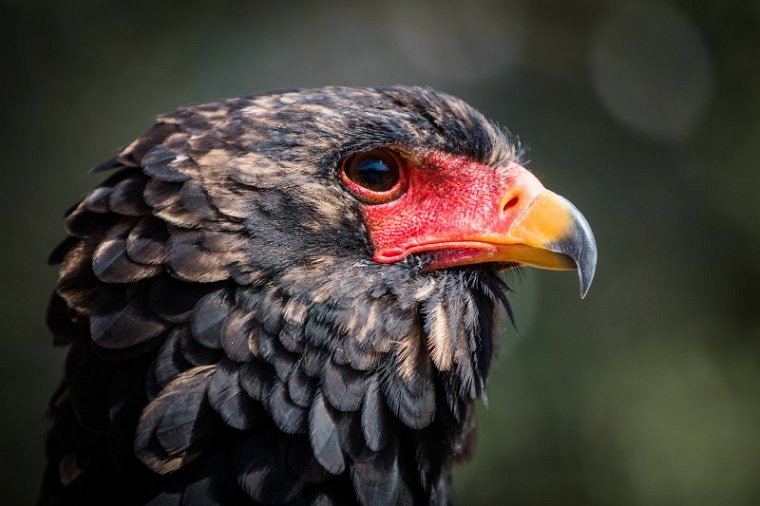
344,149,547,270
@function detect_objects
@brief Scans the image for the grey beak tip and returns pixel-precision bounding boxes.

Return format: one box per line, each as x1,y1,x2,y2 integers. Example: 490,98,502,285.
576,228,597,300
579,265,595,299
566,203,597,300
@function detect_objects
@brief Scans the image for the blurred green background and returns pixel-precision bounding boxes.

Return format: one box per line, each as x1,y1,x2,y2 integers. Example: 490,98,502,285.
2,0,759,504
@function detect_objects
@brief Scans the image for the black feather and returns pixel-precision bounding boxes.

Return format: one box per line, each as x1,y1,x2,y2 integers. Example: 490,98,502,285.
143,179,182,209
89,157,126,173
126,217,169,265
278,322,305,354
90,283,168,349
308,392,346,475
64,340,112,432
258,328,298,382
350,440,402,506
267,380,308,434
92,222,161,283
360,377,392,452
135,365,215,474
174,445,249,505
83,187,113,213
338,336,382,372
48,235,80,266
64,207,118,239
165,231,233,283
148,326,190,395
109,176,151,216
179,181,217,220
221,309,256,362
239,360,276,402
334,410,375,463
142,145,191,182
285,436,330,484
177,325,222,367
287,362,316,408
235,433,305,504
242,286,284,335
189,289,232,349
322,359,367,412
148,277,211,324
299,343,329,378
207,360,261,430
381,326,437,430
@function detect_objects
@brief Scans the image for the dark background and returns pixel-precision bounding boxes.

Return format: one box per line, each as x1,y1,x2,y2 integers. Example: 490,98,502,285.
2,0,758,504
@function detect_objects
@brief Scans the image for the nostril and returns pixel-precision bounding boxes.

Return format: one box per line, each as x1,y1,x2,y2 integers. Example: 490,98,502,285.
503,196,519,212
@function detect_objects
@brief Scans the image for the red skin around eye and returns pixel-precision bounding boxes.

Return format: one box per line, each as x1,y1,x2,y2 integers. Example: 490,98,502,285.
361,150,539,264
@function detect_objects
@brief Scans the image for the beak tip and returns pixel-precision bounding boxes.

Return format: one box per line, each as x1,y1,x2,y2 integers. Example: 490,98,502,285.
562,201,597,300
576,240,597,300
578,267,594,299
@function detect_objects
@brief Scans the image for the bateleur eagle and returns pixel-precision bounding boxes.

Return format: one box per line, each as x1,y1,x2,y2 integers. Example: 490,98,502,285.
42,86,596,505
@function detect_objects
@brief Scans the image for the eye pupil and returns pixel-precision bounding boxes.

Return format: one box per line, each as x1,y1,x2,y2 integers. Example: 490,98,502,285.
355,159,392,189
343,149,402,195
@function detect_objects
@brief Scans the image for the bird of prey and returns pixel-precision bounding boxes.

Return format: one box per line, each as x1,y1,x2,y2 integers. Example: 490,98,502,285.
41,86,596,505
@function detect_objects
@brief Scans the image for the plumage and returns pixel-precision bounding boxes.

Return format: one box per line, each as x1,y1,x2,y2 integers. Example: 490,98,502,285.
92,221,161,283
360,377,393,453
239,360,276,402
267,379,309,435
148,326,190,394
42,86,597,505
127,217,169,266
207,360,262,431
188,289,232,350
134,365,215,474
220,308,257,361
334,409,375,463
322,359,367,412
308,392,346,475
90,282,168,349
349,439,411,506
109,175,152,216
287,362,316,408
234,433,306,504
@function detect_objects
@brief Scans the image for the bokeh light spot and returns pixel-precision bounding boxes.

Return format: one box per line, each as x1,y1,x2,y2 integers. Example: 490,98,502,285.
590,2,713,141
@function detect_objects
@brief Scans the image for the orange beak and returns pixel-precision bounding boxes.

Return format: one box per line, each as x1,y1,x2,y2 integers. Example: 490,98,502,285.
466,187,597,298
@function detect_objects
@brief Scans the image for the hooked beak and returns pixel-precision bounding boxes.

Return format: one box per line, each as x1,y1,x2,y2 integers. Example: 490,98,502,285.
420,165,597,298
490,189,597,298
367,157,597,298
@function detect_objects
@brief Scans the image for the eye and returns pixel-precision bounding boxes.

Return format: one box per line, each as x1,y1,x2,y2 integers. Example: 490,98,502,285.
341,148,406,203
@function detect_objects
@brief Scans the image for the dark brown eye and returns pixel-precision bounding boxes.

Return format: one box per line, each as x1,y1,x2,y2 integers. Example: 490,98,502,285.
341,149,405,203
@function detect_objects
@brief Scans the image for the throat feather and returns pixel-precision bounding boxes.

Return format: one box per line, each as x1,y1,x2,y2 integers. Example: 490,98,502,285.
424,298,454,371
